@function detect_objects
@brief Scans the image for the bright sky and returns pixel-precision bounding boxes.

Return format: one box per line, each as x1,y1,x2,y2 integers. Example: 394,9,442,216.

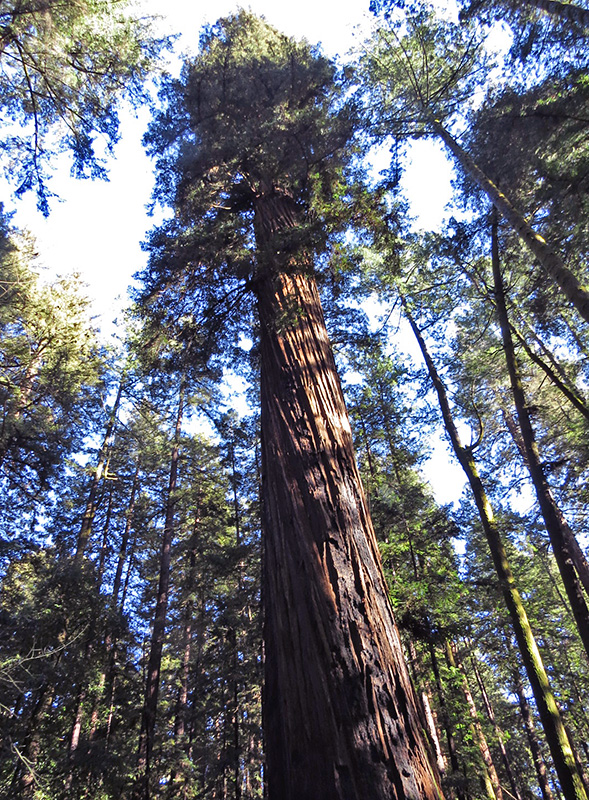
8,0,464,504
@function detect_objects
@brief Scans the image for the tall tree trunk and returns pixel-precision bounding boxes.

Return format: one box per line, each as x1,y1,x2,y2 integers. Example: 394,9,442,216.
255,189,443,800
469,650,522,800
0,349,43,469
491,210,589,658
12,684,54,799
169,516,199,796
507,324,589,423
64,683,88,793
113,461,141,606
134,381,185,800
402,294,587,800
508,650,556,800
98,480,116,580
445,642,502,800
407,640,447,777
501,403,589,603
430,120,589,325
429,641,467,800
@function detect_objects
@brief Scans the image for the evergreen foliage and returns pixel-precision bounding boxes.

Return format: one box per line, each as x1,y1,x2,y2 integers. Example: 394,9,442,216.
0,0,166,212
1,3,589,799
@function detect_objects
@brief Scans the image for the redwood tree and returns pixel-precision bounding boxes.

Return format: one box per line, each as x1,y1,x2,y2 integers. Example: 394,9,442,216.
139,12,442,799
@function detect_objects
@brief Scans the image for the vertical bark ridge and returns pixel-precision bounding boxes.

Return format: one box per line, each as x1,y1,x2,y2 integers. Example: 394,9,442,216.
257,210,443,799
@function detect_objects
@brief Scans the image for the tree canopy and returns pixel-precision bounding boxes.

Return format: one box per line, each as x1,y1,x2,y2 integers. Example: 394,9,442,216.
0,0,165,212
1,3,589,800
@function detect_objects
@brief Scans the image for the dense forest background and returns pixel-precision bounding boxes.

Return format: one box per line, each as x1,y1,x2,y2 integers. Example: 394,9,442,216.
1,0,589,798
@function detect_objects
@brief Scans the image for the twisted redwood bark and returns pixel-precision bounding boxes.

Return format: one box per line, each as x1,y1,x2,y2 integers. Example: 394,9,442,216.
256,190,442,800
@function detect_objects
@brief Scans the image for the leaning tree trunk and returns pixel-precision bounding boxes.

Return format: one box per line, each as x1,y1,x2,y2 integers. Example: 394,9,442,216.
507,646,556,800
428,640,467,800
491,211,589,658
469,649,522,800
507,323,589,423
75,377,124,562
401,294,587,800
254,189,443,800
429,120,589,325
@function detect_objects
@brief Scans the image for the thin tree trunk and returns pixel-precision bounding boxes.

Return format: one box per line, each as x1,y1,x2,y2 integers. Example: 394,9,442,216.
429,641,466,800
12,684,55,798
430,120,589,325
64,683,87,793
134,381,185,800
255,188,443,800
509,652,556,800
402,294,587,800
407,640,447,777
169,516,199,796
0,349,43,469
88,669,107,745
113,461,140,606
98,480,116,580
508,324,589,423
469,650,522,800
491,210,589,657
446,642,502,800
501,404,589,602
229,440,242,800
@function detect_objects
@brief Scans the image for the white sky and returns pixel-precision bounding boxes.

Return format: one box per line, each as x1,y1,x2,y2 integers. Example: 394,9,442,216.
7,0,464,505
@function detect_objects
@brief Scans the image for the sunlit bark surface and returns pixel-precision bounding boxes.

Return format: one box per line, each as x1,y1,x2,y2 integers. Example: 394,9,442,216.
255,191,442,800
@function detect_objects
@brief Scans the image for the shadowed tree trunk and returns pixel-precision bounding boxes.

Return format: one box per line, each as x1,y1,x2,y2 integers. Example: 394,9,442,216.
255,189,443,800
402,293,587,800
113,460,141,606
75,378,124,562
519,0,589,26
168,515,199,797
134,380,185,800
407,639,447,779
507,324,589,423
429,640,467,800
469,649,522,800
491,209,589,658
508,649,556,800
12,684,55,798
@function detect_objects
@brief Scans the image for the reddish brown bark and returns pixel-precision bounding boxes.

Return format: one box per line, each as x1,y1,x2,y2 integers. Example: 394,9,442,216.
12,684,54,798
255,190,443,800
